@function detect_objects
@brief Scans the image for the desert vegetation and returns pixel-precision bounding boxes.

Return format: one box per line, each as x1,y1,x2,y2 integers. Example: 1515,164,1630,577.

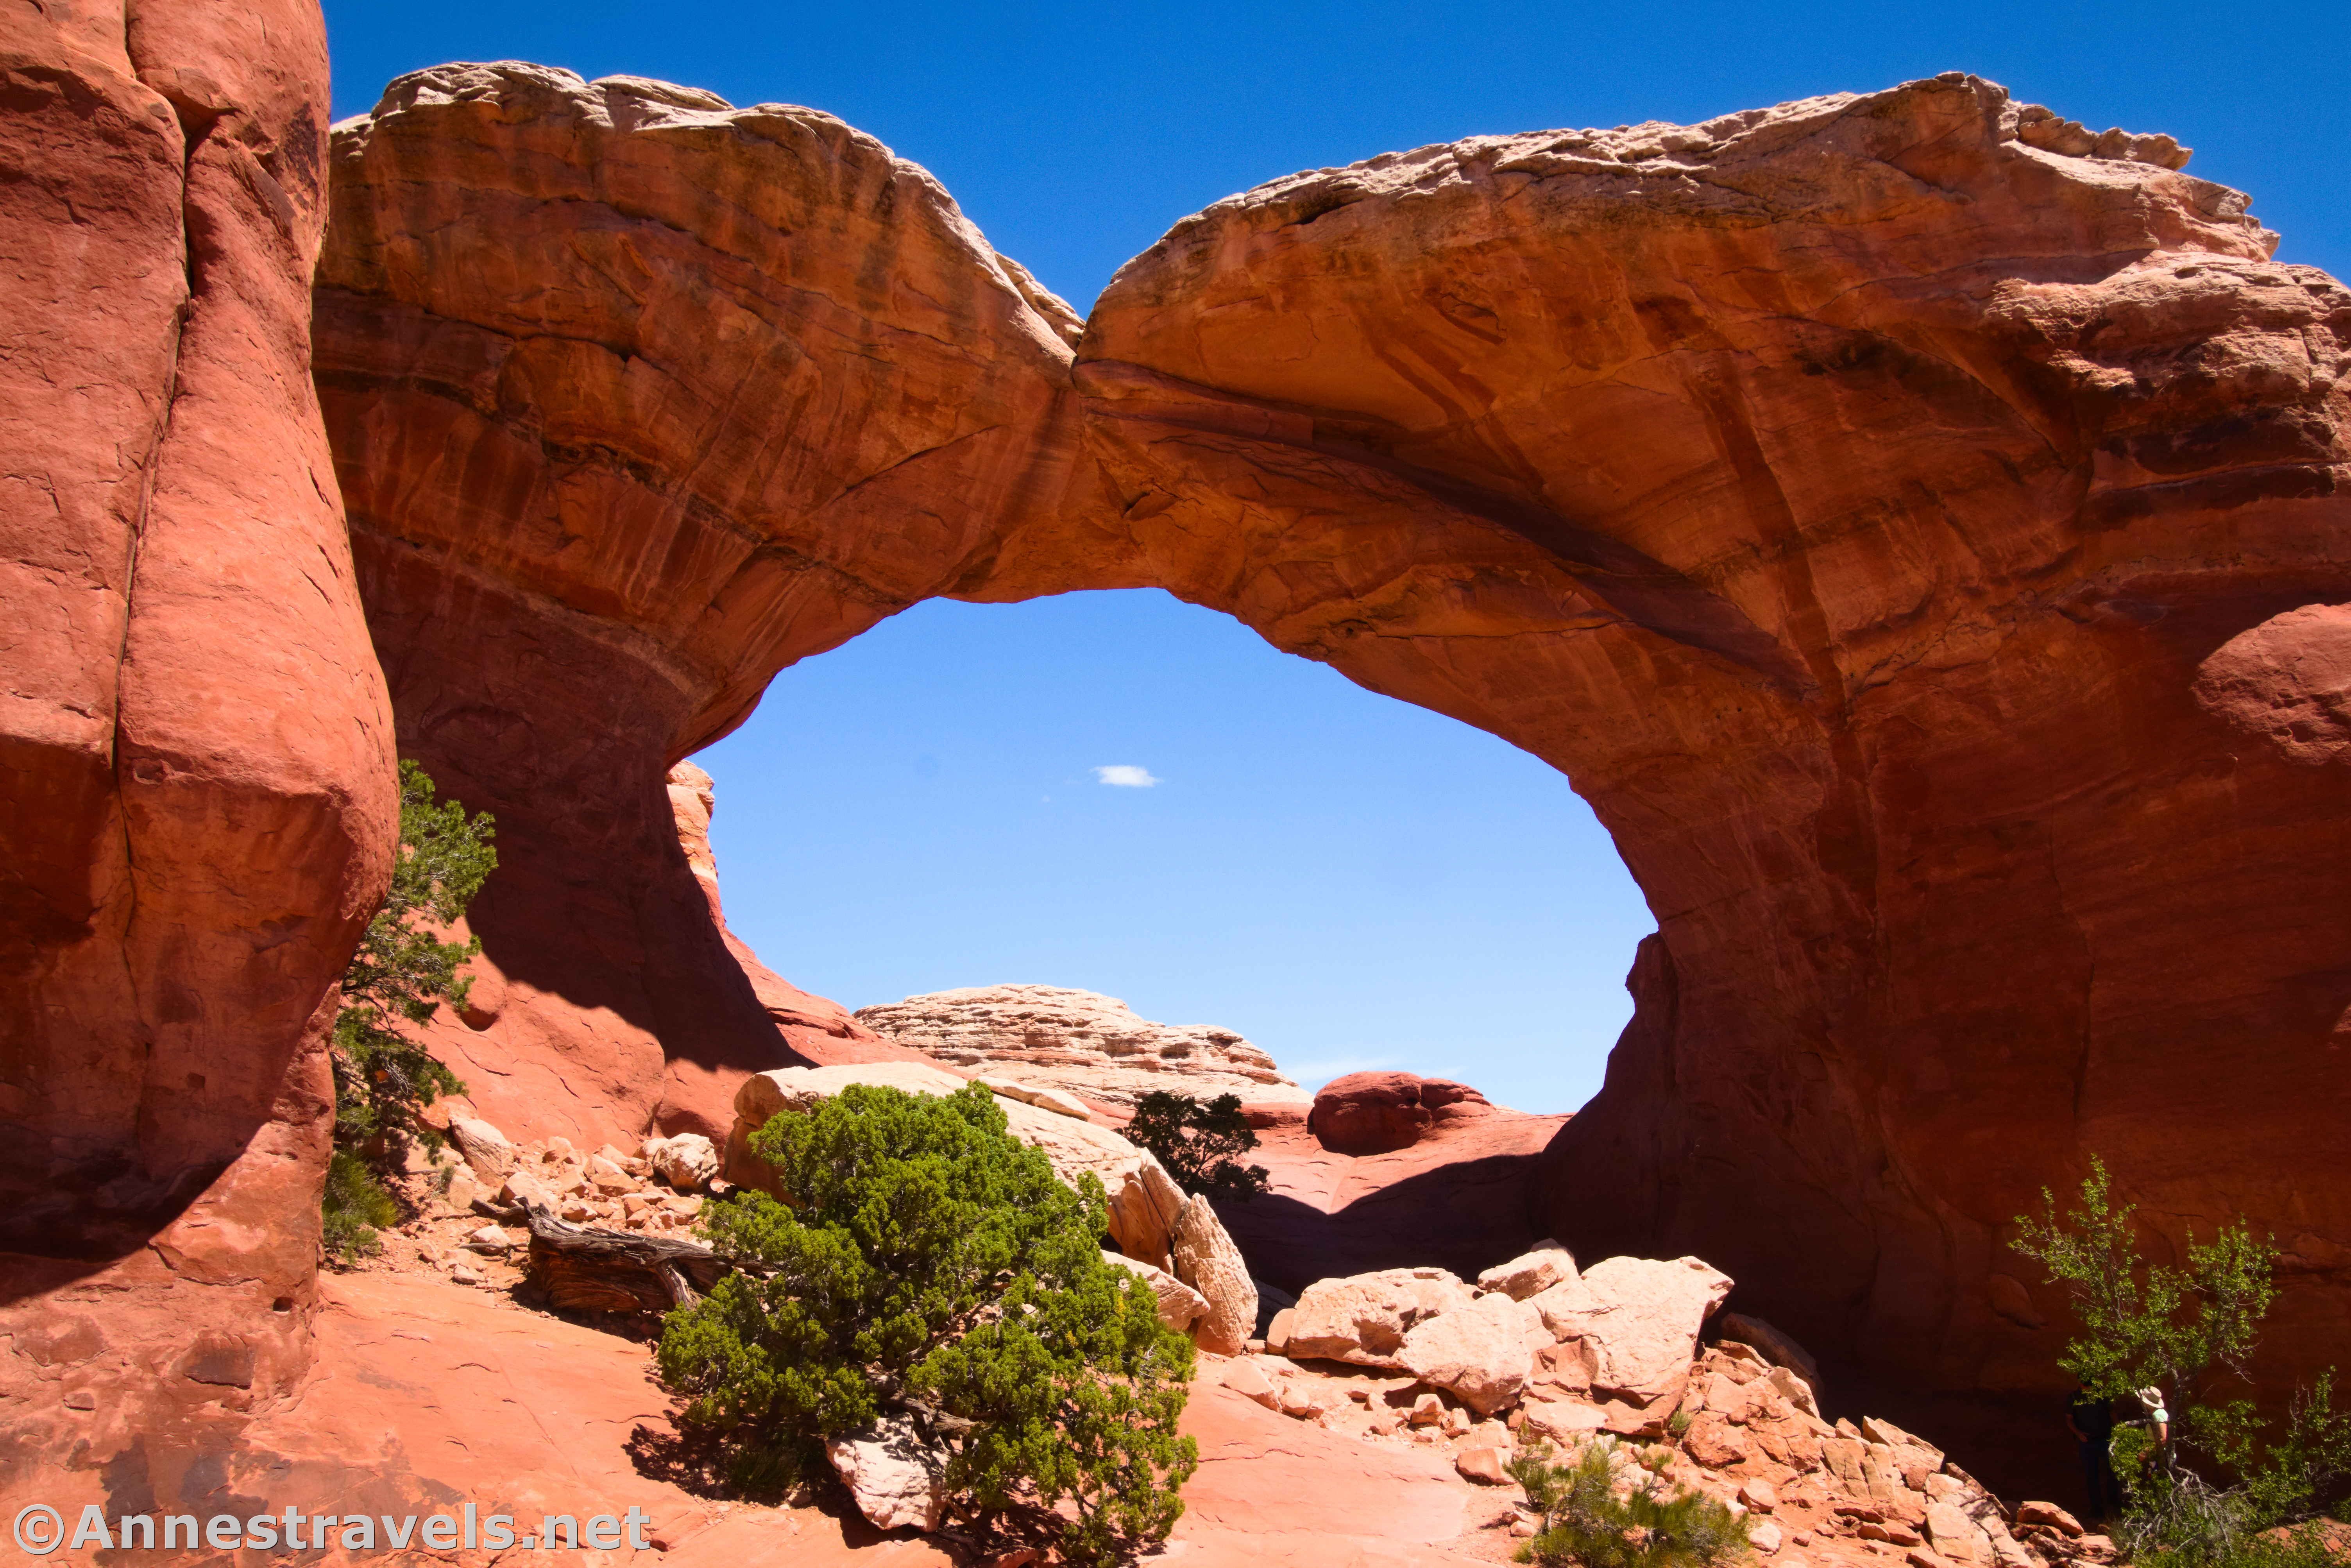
1124,1089,1270,1200
1508,1437,1750,1568
320,759,496,1256
2013,1157,2351,1568
657,1081,1198,1565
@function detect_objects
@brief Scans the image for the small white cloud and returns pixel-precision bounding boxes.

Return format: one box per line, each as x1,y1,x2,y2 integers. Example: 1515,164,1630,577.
1093,764,1159,788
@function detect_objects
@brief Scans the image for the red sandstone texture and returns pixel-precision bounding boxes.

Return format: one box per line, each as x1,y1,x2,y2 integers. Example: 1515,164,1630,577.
307,66,2351,1495
0,0,396,1486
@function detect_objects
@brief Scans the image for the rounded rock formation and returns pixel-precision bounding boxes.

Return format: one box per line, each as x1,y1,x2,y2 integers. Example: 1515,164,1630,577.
1308,1072,1494,1155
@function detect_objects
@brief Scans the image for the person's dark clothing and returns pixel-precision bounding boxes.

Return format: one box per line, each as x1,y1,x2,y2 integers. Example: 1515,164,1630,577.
2069,1389,2122,1518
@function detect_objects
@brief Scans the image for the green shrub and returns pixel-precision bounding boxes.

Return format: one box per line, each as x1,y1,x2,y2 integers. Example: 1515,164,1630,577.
2013,1156,2351,1566
657,1082,1197,1565
1508,1438,1748,1568
321,1148,399,1259
330,759,494,1158
1124,1090,1269,1200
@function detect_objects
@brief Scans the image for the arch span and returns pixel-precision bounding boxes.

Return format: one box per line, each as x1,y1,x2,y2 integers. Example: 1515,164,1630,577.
313,63,2351,1475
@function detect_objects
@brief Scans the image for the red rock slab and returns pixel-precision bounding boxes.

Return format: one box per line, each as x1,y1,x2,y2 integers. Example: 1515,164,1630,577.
1177,1367,1493,1566
1217,1112,1567,1296
25,1269,954,1568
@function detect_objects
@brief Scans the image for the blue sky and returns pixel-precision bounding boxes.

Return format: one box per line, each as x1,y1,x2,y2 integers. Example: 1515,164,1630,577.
322,2,2347,1112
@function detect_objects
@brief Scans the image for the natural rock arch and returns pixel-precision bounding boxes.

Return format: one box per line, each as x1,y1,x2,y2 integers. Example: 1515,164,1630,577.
313,62,2351,1477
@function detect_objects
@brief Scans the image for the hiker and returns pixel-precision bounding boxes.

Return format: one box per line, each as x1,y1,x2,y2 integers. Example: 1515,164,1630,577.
2067,1378,2122,1519
2134,1386,2172,1452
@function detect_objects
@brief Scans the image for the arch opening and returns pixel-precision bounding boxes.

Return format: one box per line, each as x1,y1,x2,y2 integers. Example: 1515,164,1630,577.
693,586,1654,1114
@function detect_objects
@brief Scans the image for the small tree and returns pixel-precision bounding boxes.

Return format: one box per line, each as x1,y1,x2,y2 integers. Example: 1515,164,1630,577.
322,759,496,1257
658,1082,1197,1565
2013,1156,2351,1568
330,759,496,1155
1508,1438,1748,1568
1124,1091,1270,1200
320,1149,399,1259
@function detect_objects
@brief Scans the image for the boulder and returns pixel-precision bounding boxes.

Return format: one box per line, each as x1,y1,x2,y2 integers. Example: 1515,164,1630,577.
1479,1240,1578,1301
1765,1364,1823,1419
1397,1290,1547,1415
1172,1196,1259,1356
826,1413,945,1532
1456,1447,1511,1486
2016,1503,2085,1538
1683,1411,1752,1469
641,1133,719,1191
1220,1357,1280,1410
500,1171,559,1211
1284,1268,1476,1368
1925,1500,1995,1564
1528,1256,1733,1401
1104,1251,1211,1335
1104,1155,1189,1274
448,1117,517,1180
1308,1072,1492,1155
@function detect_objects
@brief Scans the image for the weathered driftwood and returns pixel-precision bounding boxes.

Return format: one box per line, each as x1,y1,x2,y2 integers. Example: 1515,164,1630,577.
474,1198,730,1313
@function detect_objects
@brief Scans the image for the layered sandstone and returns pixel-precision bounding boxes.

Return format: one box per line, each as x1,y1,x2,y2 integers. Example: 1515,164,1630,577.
300,61,2351,1499
855,984,1311,1110
0,0,395,1481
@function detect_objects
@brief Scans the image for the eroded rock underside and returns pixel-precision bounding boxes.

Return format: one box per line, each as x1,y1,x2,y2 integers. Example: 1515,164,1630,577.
10,24,2349,1504
307,62,2351,1487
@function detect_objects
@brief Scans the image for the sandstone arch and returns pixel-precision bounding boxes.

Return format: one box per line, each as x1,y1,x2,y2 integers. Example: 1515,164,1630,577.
311,62,2351,1479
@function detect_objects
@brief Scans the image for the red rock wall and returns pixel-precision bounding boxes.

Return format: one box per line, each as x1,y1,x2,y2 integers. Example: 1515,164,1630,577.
0,0,395,1481
310,65,2351,1487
